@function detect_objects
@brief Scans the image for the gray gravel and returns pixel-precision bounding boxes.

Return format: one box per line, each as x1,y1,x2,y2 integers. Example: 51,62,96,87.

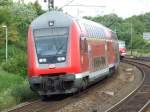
55,62,143,112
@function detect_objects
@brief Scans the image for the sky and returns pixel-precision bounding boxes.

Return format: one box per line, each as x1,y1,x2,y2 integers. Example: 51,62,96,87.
14,0,150,18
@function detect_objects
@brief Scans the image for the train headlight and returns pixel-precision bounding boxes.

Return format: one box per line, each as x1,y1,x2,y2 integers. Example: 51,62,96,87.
57,57,65,61
39,58,47,63
57,57,61,61
61,57,65,61
43,58,47,62
39,59,42,63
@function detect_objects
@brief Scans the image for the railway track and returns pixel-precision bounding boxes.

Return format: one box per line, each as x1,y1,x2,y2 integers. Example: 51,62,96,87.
106,57,150,112
3,59,150,112
4,75,115,112
3,100,51,112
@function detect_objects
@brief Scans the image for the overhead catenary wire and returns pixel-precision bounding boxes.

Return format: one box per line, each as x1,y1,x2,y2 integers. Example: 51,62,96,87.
64,4,105,8
60,0,105,9
60,0,75,9
59,1,106,16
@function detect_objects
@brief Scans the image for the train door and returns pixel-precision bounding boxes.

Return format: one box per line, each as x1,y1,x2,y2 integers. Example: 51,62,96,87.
80,37,89,72
108,40,115,64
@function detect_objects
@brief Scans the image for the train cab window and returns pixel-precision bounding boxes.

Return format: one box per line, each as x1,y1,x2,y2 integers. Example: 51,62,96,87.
33,27,69,64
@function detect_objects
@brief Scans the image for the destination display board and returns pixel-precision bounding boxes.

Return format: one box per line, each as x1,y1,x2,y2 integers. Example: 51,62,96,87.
34,27,68,37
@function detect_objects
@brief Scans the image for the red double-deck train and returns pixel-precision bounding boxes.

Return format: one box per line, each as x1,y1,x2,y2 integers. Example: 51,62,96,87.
118,40,126,58
27,11,120,99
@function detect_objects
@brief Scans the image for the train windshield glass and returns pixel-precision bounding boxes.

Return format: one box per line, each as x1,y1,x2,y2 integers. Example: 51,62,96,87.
119,41,125,48
119,43,125,48
33,28,68,64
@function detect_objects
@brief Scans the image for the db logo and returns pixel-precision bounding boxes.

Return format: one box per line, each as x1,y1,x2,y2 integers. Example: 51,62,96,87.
48,64,56,69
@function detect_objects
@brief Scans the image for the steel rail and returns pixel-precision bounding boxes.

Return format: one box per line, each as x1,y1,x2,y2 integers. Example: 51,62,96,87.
105,57,150,112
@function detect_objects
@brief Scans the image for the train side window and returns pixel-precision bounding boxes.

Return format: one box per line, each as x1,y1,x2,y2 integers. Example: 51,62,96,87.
93,26,96,38
95,28,97,37
102,30,104,39
100,30,102,39
91,25,94,38
80,38,83,51
80,37,88,52
90,25,93,37
84,38,88,52
98,28,101,39
99,57,102,68
106,41,108,51
100,29,101,38
90,25,93,38
96,27,99,38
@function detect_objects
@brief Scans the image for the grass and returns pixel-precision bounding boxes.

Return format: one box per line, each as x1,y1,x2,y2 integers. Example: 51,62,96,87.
0,68,38,111
127,49,150,57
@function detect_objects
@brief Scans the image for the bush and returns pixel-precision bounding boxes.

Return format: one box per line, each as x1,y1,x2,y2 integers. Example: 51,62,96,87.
11,80,38,102
0,47,5,63
0,89,17,111
0,81,38,111
0,70,38,111
1,51,27,77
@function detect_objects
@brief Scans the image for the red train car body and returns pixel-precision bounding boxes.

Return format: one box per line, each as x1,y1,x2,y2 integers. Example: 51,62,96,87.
27,11,120,98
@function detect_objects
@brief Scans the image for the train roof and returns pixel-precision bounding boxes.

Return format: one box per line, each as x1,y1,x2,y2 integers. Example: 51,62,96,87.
31,11,112,32
118,40,125,43
31,11,73,29
78,17,111,31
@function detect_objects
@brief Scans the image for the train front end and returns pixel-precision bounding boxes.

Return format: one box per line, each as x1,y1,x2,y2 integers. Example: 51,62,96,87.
27,11,81,96
119,48,126,57
119,40,126,58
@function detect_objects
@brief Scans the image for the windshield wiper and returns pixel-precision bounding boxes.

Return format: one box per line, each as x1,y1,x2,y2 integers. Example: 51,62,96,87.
55,42,65,55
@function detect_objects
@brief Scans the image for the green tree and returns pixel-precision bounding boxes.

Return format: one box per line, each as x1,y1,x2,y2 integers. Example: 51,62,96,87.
90,13,123,29
0,0,12,7
84,13,148,50
10,3,37,37
0,1,38,77
144,12,150,32
29,0,45,16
